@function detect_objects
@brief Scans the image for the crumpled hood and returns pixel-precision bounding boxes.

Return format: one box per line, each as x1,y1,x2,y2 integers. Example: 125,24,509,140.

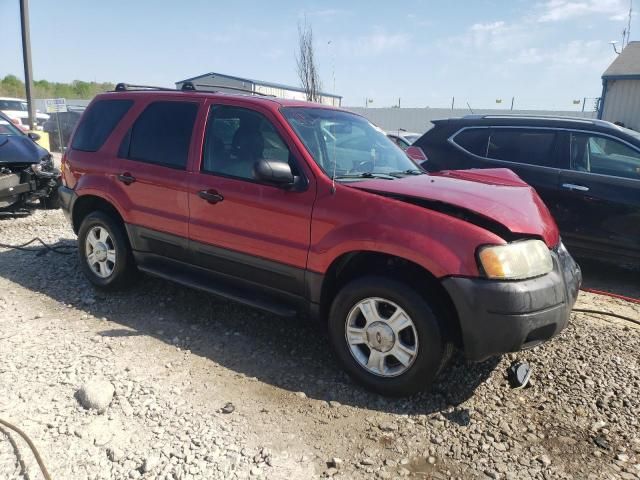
347,168,559,247
0,134,49,166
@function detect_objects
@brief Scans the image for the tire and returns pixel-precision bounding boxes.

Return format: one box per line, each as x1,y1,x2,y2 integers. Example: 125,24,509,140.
77,211,136,290
328,275,451,396
40,189,61,210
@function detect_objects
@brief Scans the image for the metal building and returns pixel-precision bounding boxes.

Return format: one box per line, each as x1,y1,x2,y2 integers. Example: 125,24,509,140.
175,72,342,106
599,41,640,130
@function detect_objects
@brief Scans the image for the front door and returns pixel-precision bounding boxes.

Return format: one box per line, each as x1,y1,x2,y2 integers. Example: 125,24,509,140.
188,100,316,297
555,131,640,259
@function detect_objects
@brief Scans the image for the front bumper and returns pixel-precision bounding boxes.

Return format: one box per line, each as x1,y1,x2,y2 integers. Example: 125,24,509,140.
442,244,581,361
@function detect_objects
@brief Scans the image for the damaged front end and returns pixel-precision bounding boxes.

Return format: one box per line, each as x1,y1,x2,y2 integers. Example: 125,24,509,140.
0,155,61,211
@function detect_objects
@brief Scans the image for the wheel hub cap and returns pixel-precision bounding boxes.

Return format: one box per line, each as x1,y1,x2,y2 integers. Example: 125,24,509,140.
366,322,395,352
94,243,108,262
345,297,419,378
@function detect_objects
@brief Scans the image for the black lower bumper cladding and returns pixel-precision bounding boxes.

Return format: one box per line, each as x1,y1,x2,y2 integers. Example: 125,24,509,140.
443,244,582,361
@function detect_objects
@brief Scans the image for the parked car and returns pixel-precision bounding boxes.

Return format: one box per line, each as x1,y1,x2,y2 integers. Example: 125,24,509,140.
386,129,421,150
0,111,61,210
59,85,581,396
411,115,640,266
43,107,85,152
0,97,49,130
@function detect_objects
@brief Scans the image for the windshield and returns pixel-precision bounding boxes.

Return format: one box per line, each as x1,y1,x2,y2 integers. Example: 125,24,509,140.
0,116,24,136
282,107,420,180
0,100,27,111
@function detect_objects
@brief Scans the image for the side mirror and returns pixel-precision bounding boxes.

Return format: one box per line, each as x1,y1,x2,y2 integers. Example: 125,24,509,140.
254,158,295,187
28,132,41,141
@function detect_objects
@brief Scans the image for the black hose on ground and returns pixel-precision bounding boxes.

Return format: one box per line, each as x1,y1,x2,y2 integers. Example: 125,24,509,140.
0,237,75,255
0,418,52,480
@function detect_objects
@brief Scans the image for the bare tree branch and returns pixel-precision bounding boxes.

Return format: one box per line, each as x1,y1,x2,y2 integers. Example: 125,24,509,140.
296,19,322,103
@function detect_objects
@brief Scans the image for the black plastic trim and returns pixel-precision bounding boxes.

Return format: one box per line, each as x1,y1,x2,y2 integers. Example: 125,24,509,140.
442,248,581,361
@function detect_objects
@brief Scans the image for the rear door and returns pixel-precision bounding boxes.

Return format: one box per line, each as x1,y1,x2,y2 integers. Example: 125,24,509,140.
555,131,640,259
446,127,562,212
187,100,316,298
111,99,200,262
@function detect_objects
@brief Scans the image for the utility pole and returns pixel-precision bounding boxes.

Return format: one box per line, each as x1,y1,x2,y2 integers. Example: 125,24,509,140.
20,0,36,131
510,96,515,111
451,96,455,110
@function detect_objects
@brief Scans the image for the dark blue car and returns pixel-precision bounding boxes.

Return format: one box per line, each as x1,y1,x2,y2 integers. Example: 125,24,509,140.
0,111,61,211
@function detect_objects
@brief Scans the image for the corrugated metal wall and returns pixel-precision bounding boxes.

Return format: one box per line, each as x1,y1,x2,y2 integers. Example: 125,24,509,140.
602,79,640,130
346,107,597,134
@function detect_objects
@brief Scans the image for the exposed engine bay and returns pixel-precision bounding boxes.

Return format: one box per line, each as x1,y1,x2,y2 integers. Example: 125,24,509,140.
0,155,61,210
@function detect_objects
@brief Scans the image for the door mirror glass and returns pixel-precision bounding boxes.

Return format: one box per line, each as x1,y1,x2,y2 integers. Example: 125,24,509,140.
254,158,295,187
28,132,40,141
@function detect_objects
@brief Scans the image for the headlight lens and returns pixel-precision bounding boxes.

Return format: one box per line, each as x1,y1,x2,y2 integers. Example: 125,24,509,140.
478,240,553,280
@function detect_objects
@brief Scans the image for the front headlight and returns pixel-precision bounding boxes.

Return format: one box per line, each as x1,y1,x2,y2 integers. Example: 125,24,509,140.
478,239,553,280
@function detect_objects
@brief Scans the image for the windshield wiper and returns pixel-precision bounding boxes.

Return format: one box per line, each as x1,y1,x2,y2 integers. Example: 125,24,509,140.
334,172,396,180
388,169,424,177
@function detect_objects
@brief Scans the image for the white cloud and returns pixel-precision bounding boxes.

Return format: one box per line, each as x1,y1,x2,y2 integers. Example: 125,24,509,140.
508,40,607,66
334,31,410,57
538,0,629,22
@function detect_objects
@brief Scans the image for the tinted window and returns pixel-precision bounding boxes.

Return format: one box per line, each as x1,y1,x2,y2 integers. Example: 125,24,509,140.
125,101,198,169
570,132,640,180
202,105,292,180
454,128,489,156
487,129,556,166
71,100,132,152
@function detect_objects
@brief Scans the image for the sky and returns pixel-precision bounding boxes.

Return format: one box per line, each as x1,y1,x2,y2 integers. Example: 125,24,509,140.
0,0,634,109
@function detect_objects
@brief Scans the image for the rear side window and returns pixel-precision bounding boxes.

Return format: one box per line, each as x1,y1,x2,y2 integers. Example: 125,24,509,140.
487,129,556,167
71,99,132,152
453,128,489,156
124,101,198,169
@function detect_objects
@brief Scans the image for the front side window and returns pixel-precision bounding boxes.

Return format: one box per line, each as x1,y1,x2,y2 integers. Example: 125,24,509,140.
487,129,556,167
202,105,292,180
124,101,198,169
282,107,419,180
570,132,640,180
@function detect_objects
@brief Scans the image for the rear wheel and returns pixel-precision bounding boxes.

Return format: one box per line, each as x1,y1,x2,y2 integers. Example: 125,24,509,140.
328,276,450,396
77,211,136,289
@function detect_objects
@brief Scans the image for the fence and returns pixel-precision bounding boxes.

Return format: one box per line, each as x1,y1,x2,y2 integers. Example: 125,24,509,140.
345,107,598,134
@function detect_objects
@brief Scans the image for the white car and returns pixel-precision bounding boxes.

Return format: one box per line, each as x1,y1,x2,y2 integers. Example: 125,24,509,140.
386,129,421,150
0,97,49,130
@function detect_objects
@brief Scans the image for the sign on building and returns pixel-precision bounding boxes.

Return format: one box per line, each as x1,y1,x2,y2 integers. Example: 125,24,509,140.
44,98,68,114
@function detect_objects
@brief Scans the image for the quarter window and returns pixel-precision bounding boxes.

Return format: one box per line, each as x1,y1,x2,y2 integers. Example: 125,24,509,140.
202,105,292,180
570,133,640,180
487,129,556,167
123,101,198,169
453,128,489,156
71,99,132,152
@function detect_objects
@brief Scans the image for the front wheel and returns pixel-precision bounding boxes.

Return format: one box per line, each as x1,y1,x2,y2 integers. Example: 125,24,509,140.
328,276,450,396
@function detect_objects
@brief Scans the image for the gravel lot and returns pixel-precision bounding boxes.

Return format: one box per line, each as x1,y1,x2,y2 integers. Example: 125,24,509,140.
0,208,639,480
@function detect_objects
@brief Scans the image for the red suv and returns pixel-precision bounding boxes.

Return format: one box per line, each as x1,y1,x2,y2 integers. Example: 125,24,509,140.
59,83,581,396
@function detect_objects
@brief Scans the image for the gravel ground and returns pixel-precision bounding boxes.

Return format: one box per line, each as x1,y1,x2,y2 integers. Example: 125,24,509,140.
0,208,639,480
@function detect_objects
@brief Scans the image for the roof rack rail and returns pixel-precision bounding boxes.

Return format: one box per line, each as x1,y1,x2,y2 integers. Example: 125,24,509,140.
180,81,275,97
114,83,176,92
470,114,597,123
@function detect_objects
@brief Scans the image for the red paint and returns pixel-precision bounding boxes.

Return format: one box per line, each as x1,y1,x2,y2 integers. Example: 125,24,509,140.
406,145,427,162
63,90,560,280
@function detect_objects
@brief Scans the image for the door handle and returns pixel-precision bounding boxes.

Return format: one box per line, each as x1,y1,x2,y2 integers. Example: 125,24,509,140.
117,173,136,185
198,189,224,204
561,183,589,192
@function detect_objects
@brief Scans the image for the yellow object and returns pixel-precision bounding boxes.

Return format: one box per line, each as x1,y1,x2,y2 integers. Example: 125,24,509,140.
29,130,50,151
